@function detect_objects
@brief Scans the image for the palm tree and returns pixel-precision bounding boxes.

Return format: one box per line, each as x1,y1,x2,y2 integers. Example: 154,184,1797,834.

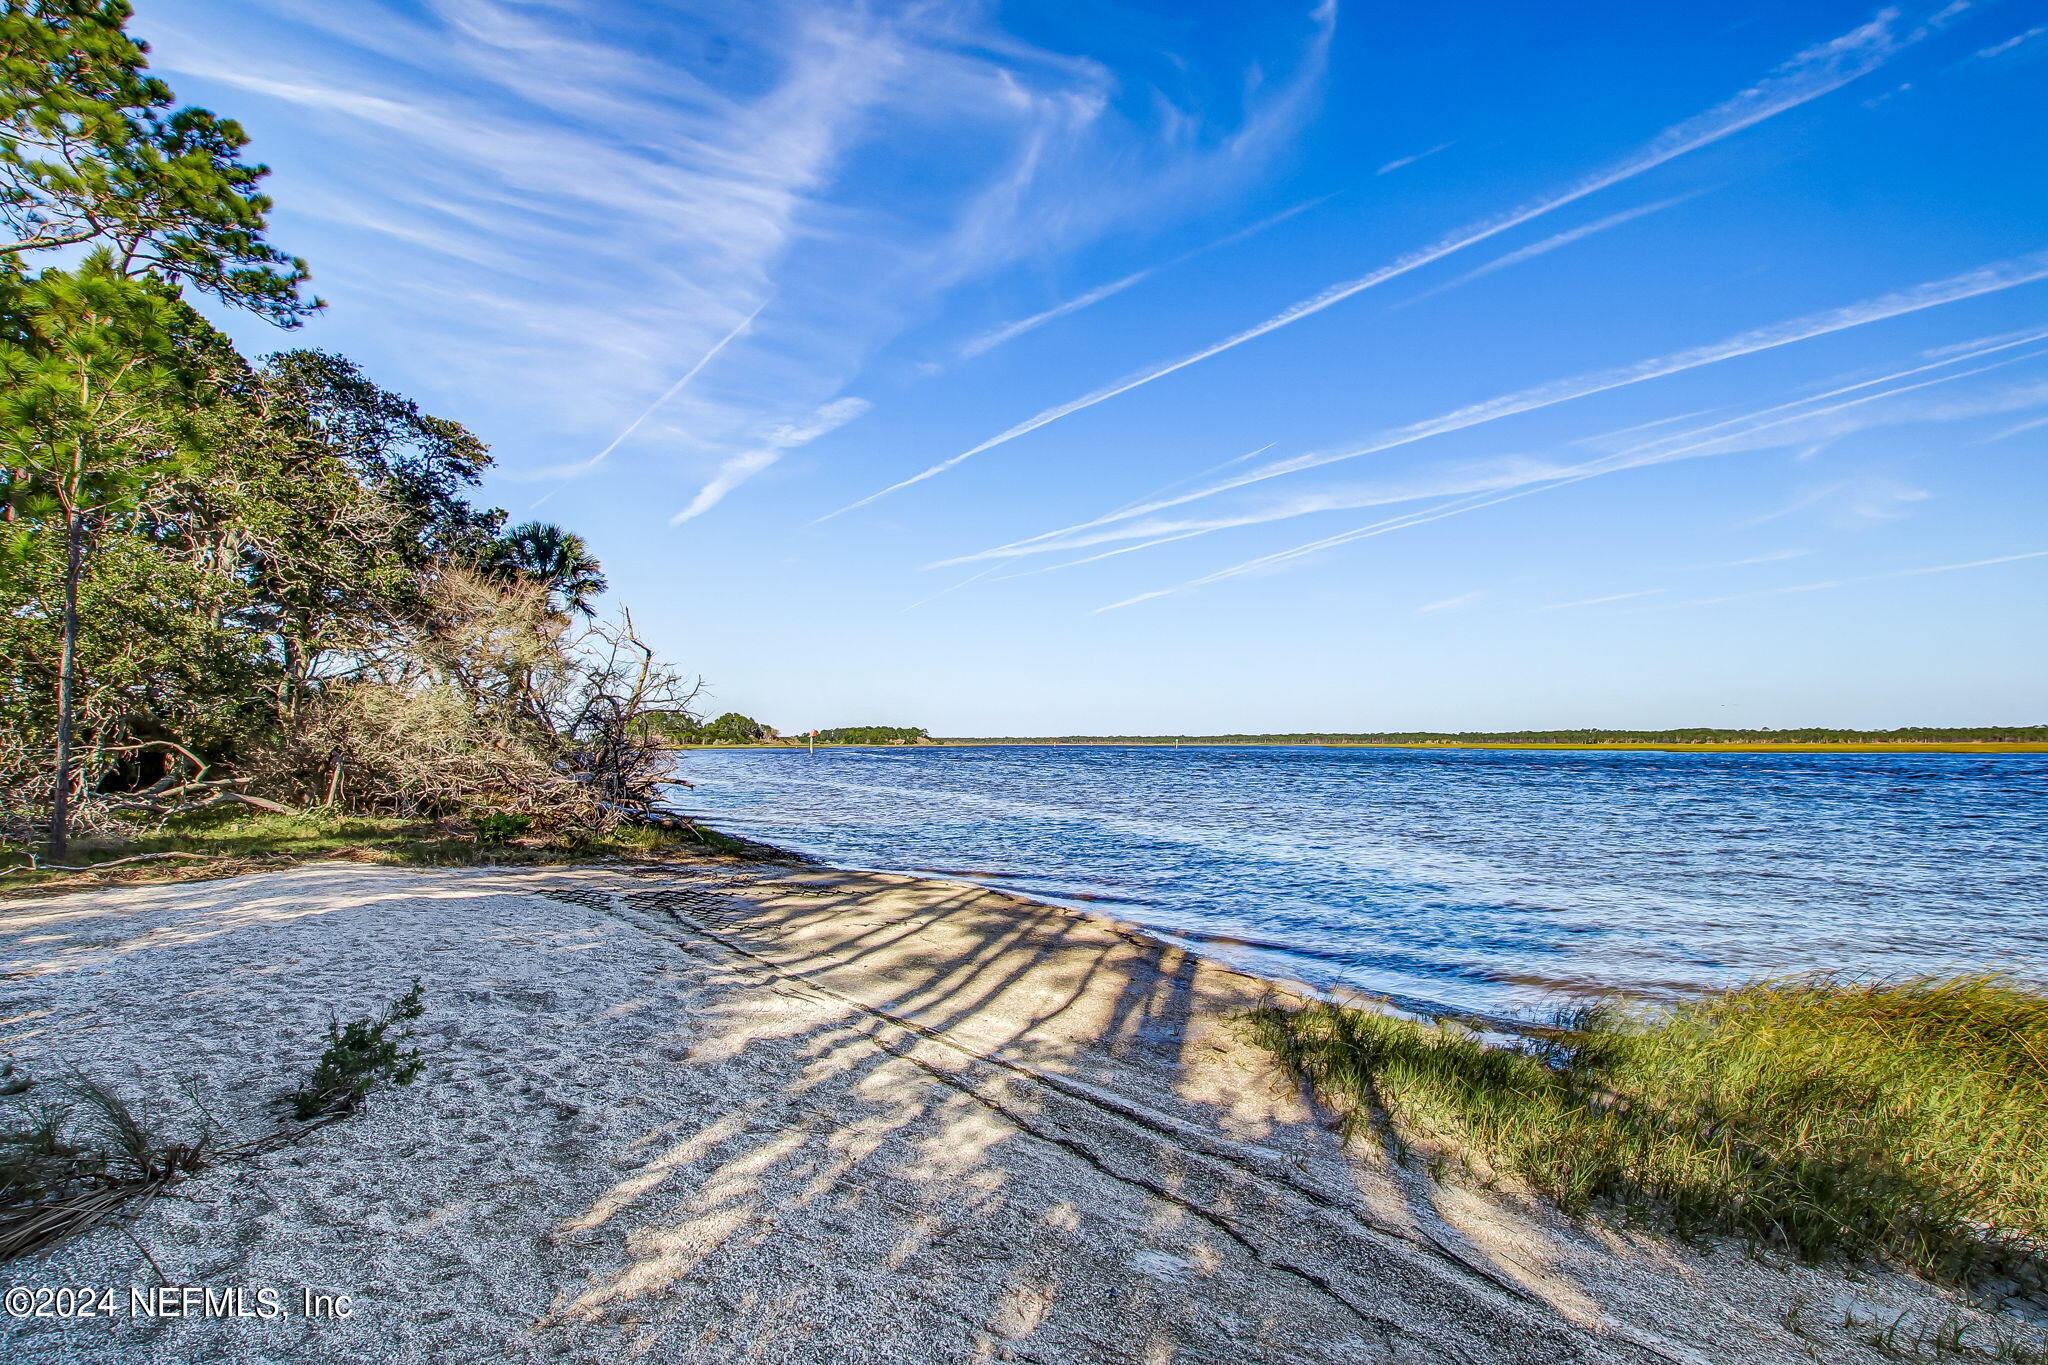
489,521,608,618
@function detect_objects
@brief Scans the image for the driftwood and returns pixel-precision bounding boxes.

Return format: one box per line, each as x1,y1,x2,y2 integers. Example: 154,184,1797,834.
0,851,220,878
96,742,297,820
105,787,294,818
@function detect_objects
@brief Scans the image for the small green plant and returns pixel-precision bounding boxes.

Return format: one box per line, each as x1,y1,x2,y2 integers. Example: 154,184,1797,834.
472,811,533,845
283,984,427,1121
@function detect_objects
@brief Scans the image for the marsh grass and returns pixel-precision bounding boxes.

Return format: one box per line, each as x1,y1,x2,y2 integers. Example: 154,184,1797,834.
1240,973,2048,1288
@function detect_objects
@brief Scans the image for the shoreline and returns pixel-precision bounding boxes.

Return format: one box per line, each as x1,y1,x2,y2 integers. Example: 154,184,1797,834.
6,855,2033,1363
677,740,2048,754
715,830,1570,1037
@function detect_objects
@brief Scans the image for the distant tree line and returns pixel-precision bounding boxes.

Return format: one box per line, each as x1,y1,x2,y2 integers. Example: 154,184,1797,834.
645,711,772,745
643,716,930,747
814,726,928,745
939,727,2048,745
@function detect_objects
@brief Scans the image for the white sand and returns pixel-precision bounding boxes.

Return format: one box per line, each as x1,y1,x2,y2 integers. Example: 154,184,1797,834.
0,859,2034,1364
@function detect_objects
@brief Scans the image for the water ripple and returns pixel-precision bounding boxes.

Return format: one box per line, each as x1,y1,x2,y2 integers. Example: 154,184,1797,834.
668,746,2048,1020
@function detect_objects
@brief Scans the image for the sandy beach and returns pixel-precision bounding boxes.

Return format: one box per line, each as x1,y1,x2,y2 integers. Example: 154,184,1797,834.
0,854,2028,1364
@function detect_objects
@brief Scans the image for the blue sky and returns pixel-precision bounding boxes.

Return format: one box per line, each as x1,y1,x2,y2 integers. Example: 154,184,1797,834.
148,0,2047,734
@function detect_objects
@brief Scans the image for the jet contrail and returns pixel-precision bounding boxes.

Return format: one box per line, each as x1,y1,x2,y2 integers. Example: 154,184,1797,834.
957,201,1328,362
958,254,2048,566
1091,337,2048,611
526,300,767,507
814,9,1907,522
1672,549,2048,609
1389,193,1701,310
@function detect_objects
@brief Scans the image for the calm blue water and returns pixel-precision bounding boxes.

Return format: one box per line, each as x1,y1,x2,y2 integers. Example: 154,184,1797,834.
666,746,2048,1021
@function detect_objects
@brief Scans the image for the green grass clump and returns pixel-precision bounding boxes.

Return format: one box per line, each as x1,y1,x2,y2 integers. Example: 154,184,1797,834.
1240,973,2048,1287
472,810,535,845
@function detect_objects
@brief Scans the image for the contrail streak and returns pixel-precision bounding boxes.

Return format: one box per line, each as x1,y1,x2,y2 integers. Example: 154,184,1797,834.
964,255,2048,566
957,202,1327,362
941,327,2048,581
1092,337,2048,612
1670,549,2048,608
1390,193,1700,310
527,301,766,507
900,563,1004,612
814,10,1906,522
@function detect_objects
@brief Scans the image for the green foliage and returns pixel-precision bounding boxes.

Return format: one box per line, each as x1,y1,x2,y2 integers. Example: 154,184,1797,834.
0,0,315,322
0,251,198,517
814,725,927,745
0,252,211,849
0,2,689,854
0,513,257,728
257,348,498,563
472,810,532,845
488,520,607,618
638,709,704,744
283,983,426,1121
694,711,766,744
0,302,512,837
1241,973,2048,1288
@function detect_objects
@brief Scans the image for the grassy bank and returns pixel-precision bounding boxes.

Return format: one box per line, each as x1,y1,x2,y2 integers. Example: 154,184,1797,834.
1240,974,2048,1289
0,808,783,898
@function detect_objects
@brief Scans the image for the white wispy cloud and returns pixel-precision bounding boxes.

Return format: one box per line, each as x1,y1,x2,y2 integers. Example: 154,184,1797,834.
153,1,902,491
1840,479,1934,526
519,302,768,492
900,563,1007,613
953,198,1327,362
1414,589,1483,613
1710,548,1815,568
963,276,2048,571
939,455,1562,567
957,270,1158,362
960,356,2037,593
1085,328,2048,612
1536,588,1668,610
1376,142,1454,176
1392,193,1699,308
817,8,1915,521
1974,25,2046,59
1739,483,1850,526
1981,413,2048,444
1672,549,2048,608
671,397,871,525
151,0,1340,524
1740,477,1930,529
